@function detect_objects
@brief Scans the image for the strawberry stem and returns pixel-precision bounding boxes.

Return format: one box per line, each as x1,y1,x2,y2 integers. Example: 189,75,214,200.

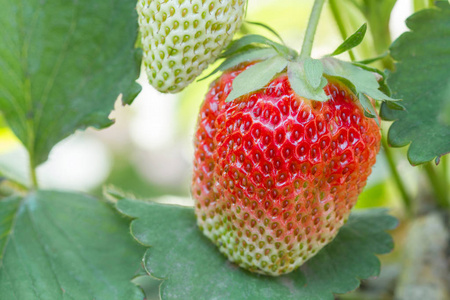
382,138,413,215
424,163,449,208
299,0,326,59
443,155,448,196
29,151,39,189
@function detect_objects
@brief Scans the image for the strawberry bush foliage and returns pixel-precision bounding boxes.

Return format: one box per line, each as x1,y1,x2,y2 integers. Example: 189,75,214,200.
116,198,397,299
381,1,450,164
0,0,144,298
0,0,141,169
0,1,449,300
0,192,145,299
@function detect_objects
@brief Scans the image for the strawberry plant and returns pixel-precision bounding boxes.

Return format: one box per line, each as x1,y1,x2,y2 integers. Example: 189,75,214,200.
0,0,449,299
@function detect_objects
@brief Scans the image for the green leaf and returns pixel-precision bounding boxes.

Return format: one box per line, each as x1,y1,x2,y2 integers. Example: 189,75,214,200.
356,52,389,65
385,100,405,111
439,100,450,126
199,47,278,81
0,0,141,167
350,62,399,102
0,191,145,299
225,56,288,102
330,23,367,56
304,58,324,90
117,199,397,300
359,93,380,126
287,62,329,102
221,34,291,59
245,21,285,43
322,58,393,100
381,1,450,164
359,93,377,118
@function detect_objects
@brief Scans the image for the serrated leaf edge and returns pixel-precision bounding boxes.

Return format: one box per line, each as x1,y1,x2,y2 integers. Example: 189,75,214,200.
114,199,398,300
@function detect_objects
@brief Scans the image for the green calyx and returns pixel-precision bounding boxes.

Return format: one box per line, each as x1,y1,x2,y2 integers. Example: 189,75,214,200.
201,23,403,124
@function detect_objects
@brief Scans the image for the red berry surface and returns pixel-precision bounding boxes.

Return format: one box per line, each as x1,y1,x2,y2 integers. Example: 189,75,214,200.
192,63,381,276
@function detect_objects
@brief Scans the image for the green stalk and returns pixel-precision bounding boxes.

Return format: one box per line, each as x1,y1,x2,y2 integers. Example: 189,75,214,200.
382,139,413,215
29,152,39,189
300,0,326,59
368,17,394,71
424,163,449,208
329,0,356,61
413,0,435,11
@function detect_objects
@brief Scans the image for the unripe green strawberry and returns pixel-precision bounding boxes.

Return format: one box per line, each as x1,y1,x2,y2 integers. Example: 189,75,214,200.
137,0,246,93
192,63,381,276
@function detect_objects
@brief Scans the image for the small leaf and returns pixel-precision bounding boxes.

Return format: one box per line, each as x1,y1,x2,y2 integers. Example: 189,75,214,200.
245,21,284,43
0,191,145,299
381,1,450,164
331,23,367,56
287,62,329,102
221,34,290,58
199,47,277,81
356,52,389,65
304,58,324,89
359,93,380,126
352,62,387,78
385,101,405,111
116,198,397,300
225,56,288,102
322,57,399,103
352,62,398,101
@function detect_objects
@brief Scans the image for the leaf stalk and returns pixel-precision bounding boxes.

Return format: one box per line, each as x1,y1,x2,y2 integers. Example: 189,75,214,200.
29,152,39,189
300,0,326,59
442,155,448,197
424,163,449,208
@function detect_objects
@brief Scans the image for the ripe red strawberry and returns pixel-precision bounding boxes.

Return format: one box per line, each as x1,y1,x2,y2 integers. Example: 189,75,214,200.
192,63,382,276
